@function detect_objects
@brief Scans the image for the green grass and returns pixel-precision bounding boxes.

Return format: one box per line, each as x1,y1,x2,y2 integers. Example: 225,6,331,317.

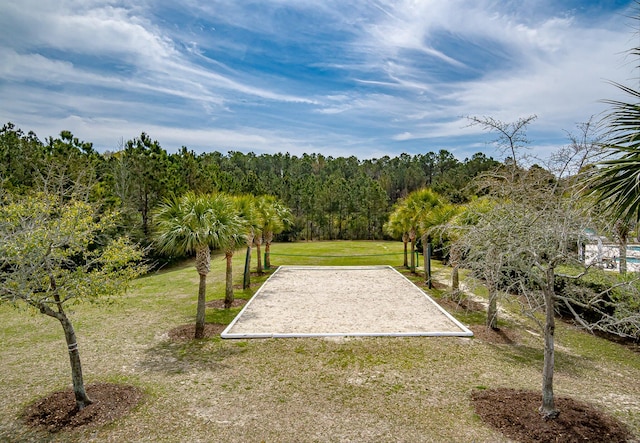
1,240,639,442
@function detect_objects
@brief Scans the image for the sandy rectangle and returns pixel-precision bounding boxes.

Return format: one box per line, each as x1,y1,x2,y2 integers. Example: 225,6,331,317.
221,266,472,338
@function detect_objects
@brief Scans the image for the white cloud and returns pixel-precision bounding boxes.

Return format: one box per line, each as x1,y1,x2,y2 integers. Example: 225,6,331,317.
0,0,636,160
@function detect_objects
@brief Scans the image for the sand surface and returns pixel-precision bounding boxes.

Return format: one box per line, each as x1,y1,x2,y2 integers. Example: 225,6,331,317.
221,266,472,338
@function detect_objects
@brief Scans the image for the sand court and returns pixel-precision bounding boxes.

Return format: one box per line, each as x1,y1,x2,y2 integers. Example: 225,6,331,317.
221,265,473,338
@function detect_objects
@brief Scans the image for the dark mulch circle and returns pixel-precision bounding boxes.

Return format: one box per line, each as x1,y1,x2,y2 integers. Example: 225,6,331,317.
167,323,227,341
22,383,143,433
205,299,247,309
470,326,519,345
472,388,631,443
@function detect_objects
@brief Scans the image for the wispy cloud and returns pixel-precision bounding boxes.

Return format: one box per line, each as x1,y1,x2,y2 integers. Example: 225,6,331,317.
0,0,635,160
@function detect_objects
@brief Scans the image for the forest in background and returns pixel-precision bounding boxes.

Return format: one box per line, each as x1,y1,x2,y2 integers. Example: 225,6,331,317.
0,122,500,247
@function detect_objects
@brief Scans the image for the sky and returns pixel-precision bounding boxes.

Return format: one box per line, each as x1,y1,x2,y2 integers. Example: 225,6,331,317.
0,0,638,161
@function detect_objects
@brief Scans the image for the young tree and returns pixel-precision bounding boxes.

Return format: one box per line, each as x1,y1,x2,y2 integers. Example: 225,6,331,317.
0,193,144,410
456,117,603,418
154,192,245,336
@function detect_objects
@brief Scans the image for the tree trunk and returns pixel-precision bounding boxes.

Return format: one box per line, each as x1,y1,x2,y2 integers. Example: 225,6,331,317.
540,266,559,418
195,272,207,338
194,246,210,339
255,237,263,274
409,229,416,274
486,280,498,330
402,233,408,268
243,232,254,290
451,265,459,294
424,238,432,288
619,237,627,276
486,249,499,330
243,246,252,289
450,245,460,294
224,251,234,309
59,315,92,410
265,231,274,269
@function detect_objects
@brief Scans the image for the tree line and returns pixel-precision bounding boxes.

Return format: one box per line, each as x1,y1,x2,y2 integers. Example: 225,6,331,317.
0,122,499,247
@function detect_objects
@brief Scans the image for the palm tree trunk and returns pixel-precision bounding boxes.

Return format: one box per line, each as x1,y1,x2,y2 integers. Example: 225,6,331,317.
195,273,207,338
255,237,263,274
243,246,252,289
423,238,432,288
243,231,254,290
402,233,408,268
265,231,274,269
194,246,210,339
619,237,627,275
409,229,416,274
224,251,234,309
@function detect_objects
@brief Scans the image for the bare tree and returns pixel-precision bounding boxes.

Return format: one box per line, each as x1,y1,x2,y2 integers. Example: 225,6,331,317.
456,118,604,418
467,115,537,170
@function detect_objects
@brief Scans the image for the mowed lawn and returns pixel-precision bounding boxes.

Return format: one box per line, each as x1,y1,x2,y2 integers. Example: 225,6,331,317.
1,240,639,442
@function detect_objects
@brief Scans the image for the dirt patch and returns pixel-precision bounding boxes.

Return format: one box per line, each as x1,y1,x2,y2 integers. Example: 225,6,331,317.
167,323,227,341
205,299,247,309
470,326,519,345
22,383,143,433
472,388,631,443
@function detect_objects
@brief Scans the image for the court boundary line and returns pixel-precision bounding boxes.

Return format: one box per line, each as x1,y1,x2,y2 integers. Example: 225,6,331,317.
221,265,473,339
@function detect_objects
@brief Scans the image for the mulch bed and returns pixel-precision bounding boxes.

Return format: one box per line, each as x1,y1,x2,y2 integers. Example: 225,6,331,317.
472,388,631,443
470,326,519,345
167,300,247,341
22,383,143,433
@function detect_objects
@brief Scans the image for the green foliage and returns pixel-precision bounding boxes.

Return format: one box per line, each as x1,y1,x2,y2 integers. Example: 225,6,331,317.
153,192,246,258
0,193,146,311
1,121,500,244
587,83,640,222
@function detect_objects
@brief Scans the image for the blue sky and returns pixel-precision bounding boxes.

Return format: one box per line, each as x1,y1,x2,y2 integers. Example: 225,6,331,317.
0,0,637,161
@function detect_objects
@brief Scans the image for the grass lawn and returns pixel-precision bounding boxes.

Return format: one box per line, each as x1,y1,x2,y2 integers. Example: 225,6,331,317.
1,240,639,442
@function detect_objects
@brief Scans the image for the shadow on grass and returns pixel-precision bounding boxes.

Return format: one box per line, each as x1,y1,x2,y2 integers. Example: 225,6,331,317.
139,334,248,374
138,306,247,374
493,342,595,377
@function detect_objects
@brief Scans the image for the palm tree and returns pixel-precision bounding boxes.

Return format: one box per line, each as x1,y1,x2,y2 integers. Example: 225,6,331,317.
403,188,448,278
154,192,244,338
233,195,261,289
587,81,640,222
384,207,412,268
263,198,292,269
254,195,292,271
219,197,248,308
420,202,459,288
394,199,418,273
